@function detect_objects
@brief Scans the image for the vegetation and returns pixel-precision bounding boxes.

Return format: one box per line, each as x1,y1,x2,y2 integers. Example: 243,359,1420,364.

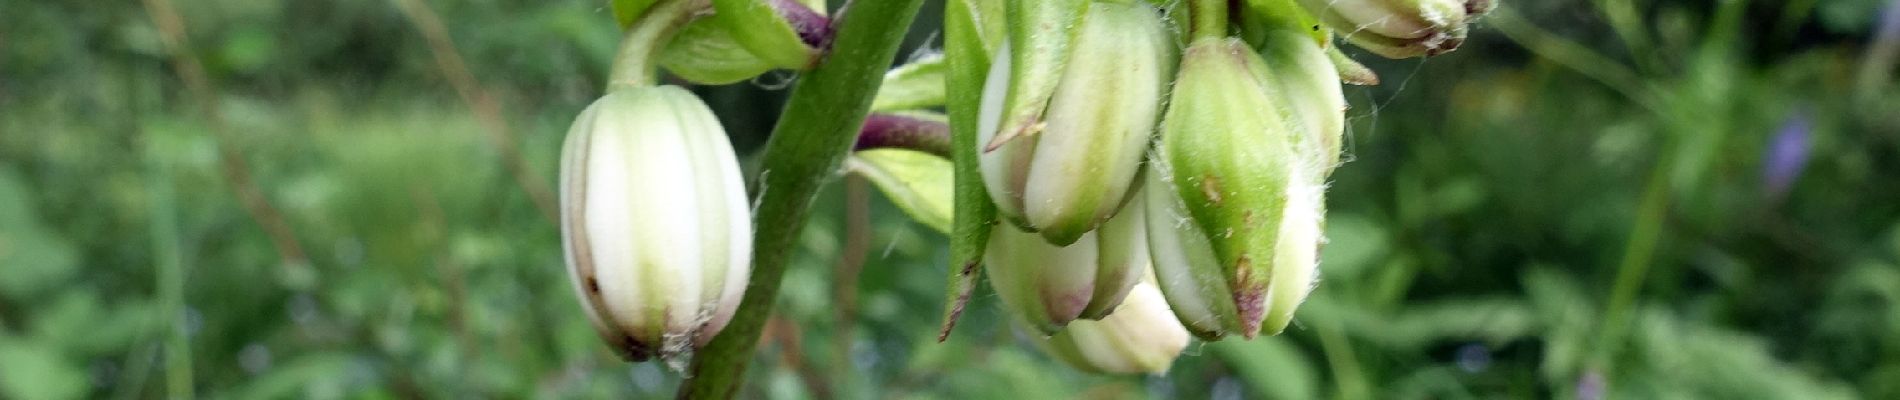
2,0,1898,398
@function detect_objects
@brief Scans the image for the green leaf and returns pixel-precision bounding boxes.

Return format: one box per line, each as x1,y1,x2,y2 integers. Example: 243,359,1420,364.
660,18,777,84
0,168,79,300
215,353,359,400
847,149,953,234
938,0,1003,341
31,292,157,357
0,336,89,400
988,0,1089,148
611,0,661,29
1318,214,1388,281
711,0,815,70
872,54,947,112
1210,338,1319,400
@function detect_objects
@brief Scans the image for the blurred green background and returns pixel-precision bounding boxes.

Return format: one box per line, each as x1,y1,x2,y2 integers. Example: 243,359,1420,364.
5,0,1900,398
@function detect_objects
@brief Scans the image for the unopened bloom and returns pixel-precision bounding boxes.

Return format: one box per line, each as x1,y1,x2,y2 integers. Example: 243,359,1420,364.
559,85,751,362
1146,38,1324,340
1255,28,1349,175
987,200,1148,335
1036,280,1190,375
1297,0,1494,58
977,0,1174,245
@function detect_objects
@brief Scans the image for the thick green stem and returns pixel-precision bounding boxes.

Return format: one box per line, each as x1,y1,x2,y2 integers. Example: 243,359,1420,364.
675,0,925,397
1189,0,1229,40
607,0,708,90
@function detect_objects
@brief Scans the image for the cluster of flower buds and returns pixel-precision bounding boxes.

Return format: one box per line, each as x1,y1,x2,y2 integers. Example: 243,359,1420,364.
970,0,1177,341
977,0,1174,246
954,0,1487,361
1297,0,1497,58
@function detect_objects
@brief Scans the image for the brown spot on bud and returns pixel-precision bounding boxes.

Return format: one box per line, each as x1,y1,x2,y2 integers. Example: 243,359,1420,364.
1200,174,1224,205
585,277,601,293
1232,256,1267,338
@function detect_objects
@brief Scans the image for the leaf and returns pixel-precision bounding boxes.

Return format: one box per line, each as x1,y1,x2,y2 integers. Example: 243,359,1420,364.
1625,310,1857,400
660,18,778,85
872,54,946,112
1210,338,1320,400
215,353,360,400
611,0,660,29
938,0,1004,341
0,168,79,300
986,0,1089,149
0,336,89,400
711,0,815,70
31,292,157,358
1318,214,1389,281
847,149,952,234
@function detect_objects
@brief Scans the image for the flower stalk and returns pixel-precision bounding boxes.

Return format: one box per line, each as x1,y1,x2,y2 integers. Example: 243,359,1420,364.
677,0,926,396
609,0,712,89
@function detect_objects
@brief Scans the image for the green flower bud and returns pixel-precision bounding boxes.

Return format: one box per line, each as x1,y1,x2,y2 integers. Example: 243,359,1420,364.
1147,38,1324,339
977,0,1174,245
1036,280,1190,375
987,198,1149,335
560,86,751,362
1297,0,1475,58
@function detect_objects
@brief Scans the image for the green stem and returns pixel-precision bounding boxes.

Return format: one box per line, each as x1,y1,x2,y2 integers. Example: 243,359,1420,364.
1189,0,1229,40
676,0,925,397
145,133,192,399
607,0,708,90
1591,159,1671,379
1313,308,1369,400
1489,7,1665,116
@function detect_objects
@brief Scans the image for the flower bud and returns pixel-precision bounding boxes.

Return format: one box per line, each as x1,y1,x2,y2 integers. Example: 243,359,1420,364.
1147,38,1323,339
559,85,751,362
977,0,1174,245
1254,29,1349,175
1296,0,1477,58
1036,280,1190,375
986,198,1149,335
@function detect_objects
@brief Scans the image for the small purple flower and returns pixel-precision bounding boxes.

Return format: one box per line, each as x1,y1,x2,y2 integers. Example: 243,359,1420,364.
1762,111,1812,199
1576,370,1607,400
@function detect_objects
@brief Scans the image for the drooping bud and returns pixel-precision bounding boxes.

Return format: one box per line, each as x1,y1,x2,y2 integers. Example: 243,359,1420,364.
977,0,1174,245
1296,0,1479,58
1035,279,1190,375
987,199,1149,335
559,85,751,363
1147,38,1323,340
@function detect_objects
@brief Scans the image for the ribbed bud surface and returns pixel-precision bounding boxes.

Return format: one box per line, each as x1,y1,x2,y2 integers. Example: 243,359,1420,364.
559,86,751,363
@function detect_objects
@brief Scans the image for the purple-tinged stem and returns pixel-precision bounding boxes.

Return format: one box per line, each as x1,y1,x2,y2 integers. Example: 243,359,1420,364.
772,0,835,50
854,113,951,158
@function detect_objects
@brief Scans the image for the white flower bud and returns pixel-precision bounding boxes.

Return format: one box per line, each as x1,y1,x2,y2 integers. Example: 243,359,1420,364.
559,86,751,363
1037,280,1190,375
977,0,1174,246
986,199,1149,335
